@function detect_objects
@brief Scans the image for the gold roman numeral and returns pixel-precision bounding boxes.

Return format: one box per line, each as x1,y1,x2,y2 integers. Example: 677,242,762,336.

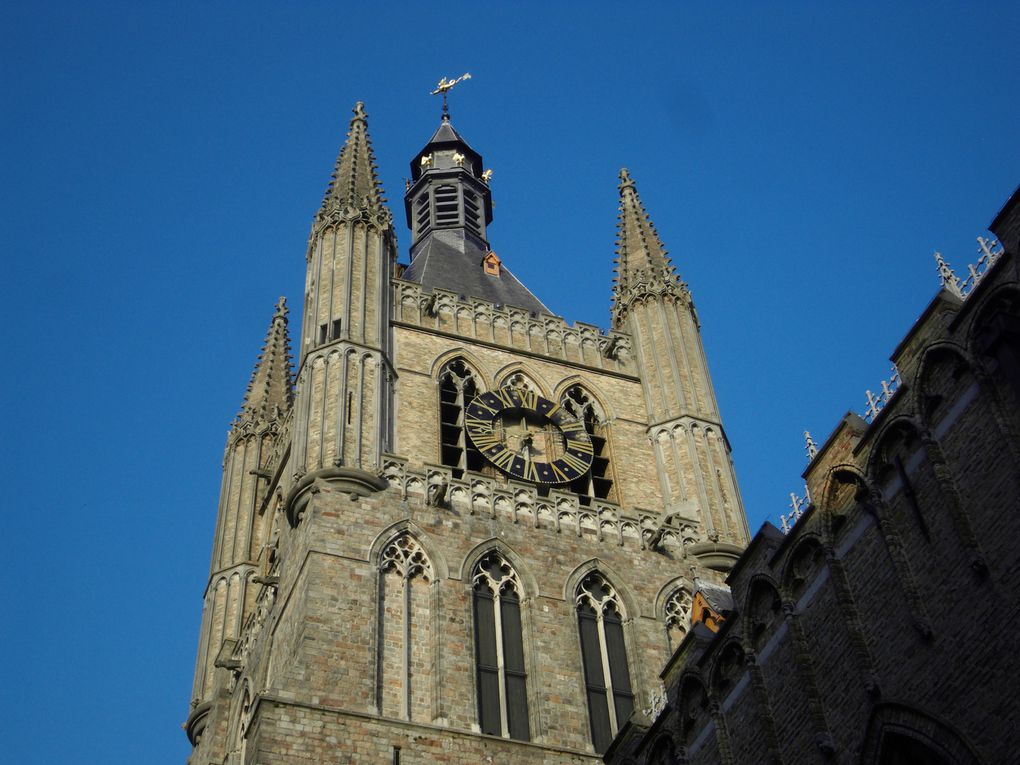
472,396,500,415
559,451,591,474
489,448,516,471
471,434,501,450
566,437,594,454
547,461,569,483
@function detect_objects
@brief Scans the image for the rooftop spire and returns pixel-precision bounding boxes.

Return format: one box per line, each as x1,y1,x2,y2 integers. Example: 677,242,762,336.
612,168,686,326
320,101,386,215
237,297,294,424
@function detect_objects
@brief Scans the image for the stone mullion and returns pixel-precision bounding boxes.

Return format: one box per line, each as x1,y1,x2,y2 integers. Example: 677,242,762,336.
783,602,835,759
594,610,619,734
823,547,880,695
708,698,735,765
745,652,783,764
920,431,988,575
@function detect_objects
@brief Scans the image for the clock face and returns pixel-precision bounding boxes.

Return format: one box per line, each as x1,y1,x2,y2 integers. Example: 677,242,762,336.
465,389,595,484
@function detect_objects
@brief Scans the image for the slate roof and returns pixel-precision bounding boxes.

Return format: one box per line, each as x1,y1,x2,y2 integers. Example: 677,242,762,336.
402,229,550,315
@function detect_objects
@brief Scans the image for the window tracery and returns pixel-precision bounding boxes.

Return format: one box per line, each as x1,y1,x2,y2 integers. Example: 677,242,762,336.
576,571,633,753
472,552,529,740
664,587,692,650
561,385,615,504
438,359,485,478
378,534,434,721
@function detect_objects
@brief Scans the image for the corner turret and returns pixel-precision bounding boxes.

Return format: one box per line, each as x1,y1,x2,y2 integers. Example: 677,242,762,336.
610,169,749,554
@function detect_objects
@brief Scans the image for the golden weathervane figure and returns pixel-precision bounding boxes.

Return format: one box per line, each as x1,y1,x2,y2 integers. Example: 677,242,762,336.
430,73,471,118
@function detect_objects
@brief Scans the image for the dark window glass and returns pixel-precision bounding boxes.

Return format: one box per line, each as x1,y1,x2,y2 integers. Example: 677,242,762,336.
473,553,530,741
576,572,632,753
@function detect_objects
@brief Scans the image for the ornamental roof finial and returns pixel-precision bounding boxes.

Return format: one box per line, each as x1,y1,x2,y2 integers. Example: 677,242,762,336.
934,251,963,298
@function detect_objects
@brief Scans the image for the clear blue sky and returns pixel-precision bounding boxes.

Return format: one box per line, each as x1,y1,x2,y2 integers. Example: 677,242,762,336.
2,2,1017,762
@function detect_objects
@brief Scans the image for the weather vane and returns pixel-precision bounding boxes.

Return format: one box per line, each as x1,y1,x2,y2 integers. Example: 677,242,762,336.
430,73,472,119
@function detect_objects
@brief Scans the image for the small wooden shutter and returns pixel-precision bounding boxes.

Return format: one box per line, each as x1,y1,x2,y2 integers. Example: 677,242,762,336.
500,592,529,741
473,586,501,735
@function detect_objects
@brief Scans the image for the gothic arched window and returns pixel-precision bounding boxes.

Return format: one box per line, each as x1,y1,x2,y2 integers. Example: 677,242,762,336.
576,571,633,753
438,359,485,478
499,371,538,394
472,552,529,740
664,587,692,650
561,385,615,505
378,534,434,721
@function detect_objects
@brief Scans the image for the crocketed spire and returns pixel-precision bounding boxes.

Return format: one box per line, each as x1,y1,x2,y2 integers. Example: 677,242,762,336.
611,168,687,327
237,296,294,424
319,101,387,214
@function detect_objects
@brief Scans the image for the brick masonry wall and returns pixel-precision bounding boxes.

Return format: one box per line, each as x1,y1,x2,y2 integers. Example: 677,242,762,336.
606,248,1020,764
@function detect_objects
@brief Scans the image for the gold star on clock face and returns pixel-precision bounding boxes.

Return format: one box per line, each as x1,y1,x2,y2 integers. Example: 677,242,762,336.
465,389,595,484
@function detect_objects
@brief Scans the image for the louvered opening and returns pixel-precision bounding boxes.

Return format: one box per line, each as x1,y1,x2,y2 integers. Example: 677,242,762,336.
415,193,431,237
464,191,481,236
562,387,615,505
434,185,459,227
438,360,484,478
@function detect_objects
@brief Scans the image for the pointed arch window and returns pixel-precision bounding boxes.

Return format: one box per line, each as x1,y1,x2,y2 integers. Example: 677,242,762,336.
438,359,485,478
472,552,530,741
499,371,538,394
664,587,692,650
378,534,434,721
561,385,615,505
576,571,633,753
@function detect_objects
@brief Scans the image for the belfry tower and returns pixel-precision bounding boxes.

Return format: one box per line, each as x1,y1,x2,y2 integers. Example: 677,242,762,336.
185,99,750,763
